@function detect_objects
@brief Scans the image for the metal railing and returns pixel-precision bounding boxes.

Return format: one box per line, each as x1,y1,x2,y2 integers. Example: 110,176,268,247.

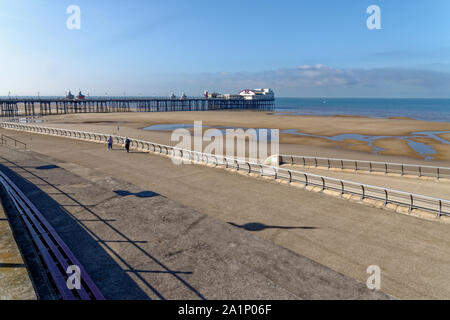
1,121,449,218
0,169,104,300
280,155,450,180
1,134,27,149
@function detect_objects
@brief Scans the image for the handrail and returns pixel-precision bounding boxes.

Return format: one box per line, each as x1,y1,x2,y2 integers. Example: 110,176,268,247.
0,134,27,149
0,170,104,300
280,154,450,180
1,121,449,218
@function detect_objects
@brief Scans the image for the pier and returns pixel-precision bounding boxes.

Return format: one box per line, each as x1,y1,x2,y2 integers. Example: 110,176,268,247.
0,96,275,117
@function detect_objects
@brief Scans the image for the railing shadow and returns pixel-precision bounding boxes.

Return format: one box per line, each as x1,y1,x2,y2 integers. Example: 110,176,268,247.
35,165,60,170
228,222,318,232
114,190,160,198
0,263,26,268
0,157,205,300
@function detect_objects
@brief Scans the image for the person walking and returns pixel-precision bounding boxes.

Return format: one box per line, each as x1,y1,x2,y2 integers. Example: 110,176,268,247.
125,138,131,153
107,136,113,150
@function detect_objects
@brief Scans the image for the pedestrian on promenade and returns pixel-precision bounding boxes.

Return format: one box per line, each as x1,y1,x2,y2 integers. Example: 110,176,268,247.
107,136,113,150
125,138,131,153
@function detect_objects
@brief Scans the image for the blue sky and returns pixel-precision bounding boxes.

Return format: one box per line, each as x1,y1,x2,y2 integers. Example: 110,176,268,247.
0,0,449,97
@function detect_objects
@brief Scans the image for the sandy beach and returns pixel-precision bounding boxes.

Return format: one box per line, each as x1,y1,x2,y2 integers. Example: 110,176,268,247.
33,110,450,163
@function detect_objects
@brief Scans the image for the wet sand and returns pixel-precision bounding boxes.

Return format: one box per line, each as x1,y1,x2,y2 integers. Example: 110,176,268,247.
373,139,421,159
410,137,450,161
32,110,450,162
438,133,450,142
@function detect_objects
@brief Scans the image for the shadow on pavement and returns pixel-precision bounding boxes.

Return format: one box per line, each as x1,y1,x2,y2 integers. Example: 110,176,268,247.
228,222,318,232
0,160,154,300
114,190,160,198
0,155,205,300
35,165,60,170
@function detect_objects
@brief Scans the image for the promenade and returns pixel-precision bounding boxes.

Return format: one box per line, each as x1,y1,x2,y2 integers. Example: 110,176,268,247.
0,144,388,299
1,128,450,299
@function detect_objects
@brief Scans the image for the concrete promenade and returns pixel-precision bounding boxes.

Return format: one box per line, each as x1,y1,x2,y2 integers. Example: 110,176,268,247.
1,129,450,299
0,199,36,299
0,144,389,299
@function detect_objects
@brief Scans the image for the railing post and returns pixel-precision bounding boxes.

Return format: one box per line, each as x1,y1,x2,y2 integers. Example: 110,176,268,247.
369,162,372,173
314,158,317,168
401,165,404,176
288,170,292,183
437,168,440,180
327,159,330,169
438,200,442,218
341,160,344,170
340,181,344,197
384,190,388,207
419,166,422,177
361,185,365,200
409,194,413,213
304,174,308,187
291,156,294,165
321,177,325,191
355,161,358,171
385,163,388,174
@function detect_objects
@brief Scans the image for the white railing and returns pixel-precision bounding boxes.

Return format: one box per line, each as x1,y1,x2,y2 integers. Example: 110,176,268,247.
1,121,449,218
280,155,450,180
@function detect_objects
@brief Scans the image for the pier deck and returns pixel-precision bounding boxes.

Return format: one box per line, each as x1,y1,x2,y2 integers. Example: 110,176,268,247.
0,97,274,117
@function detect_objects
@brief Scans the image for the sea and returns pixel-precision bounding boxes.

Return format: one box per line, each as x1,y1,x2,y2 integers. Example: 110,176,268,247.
274,98,450,123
